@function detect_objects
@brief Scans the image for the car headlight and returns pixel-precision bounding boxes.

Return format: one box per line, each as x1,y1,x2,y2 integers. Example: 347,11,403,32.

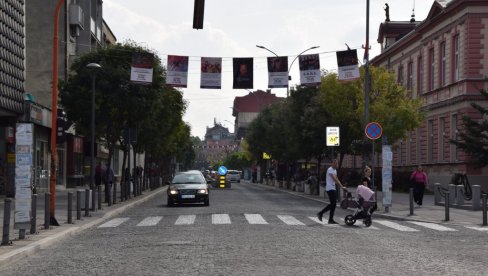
197,189,208,194
169,189,179,195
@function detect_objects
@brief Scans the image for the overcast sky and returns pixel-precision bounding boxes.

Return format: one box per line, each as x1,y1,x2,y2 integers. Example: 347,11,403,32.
103,0,436,139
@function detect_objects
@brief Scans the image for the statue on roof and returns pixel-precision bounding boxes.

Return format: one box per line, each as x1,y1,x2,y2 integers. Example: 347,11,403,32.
384,3,390,22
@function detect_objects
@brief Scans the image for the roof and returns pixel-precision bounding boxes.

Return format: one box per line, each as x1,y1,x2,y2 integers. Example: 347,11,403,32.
232,90,284,115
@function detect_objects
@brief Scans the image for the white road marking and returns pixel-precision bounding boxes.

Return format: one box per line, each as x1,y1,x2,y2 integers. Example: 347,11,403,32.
175,215,196,225
308,217,340,226
98,218,130,228
212,214,231,224
244,214,268,225
374,220,419,232
465,226,488,232
136,216,163,227
277,215,305,226
408,221,457,231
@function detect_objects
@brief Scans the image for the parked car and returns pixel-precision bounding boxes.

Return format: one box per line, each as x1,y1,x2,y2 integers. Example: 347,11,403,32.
226,170,241,183
167,171,209,207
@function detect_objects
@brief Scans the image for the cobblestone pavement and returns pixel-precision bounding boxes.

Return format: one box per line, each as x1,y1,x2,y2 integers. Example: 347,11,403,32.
0,183,486,276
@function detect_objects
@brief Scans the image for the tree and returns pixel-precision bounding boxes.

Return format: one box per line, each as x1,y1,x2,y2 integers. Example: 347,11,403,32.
451,87,488,167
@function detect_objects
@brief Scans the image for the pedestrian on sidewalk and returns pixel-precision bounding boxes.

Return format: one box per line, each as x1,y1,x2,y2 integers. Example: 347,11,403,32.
317,159,347,224
362,166,372,188
410,165,428,207
104,164,115,202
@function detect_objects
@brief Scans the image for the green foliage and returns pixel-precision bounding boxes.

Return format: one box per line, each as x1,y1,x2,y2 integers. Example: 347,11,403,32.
451,87,488,167
223,151,252,170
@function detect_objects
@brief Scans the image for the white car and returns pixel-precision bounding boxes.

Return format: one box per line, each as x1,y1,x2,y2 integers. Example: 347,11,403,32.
226,170,241,183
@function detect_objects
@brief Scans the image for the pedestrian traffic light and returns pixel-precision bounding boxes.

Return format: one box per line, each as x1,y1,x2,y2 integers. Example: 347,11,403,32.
56,109,67,144
193,0,205,29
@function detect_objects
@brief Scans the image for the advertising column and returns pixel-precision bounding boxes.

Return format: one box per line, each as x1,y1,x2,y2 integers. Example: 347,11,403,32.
14,123,33,230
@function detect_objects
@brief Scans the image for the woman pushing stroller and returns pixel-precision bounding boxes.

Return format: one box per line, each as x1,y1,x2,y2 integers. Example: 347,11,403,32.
343,166,377,227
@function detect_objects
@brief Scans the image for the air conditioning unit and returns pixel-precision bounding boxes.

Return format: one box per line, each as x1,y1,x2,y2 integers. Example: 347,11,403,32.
69,5,84,29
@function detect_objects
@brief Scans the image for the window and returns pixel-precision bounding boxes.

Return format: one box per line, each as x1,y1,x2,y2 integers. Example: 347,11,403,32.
407,61,413,92
429,48,435,91
439,117,445,162
428,120,434,163
451,114,458,161
397,65,404,86
440,42,446,86
453,35,459,82
417,56,423,95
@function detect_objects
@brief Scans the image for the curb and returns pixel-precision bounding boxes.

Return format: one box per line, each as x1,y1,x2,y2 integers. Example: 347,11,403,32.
0,186,167,266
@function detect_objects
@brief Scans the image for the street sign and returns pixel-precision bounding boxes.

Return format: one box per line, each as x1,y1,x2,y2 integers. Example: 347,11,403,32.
326,126,340,146
262,152,271,160
218,166,227,175
365,122,382,140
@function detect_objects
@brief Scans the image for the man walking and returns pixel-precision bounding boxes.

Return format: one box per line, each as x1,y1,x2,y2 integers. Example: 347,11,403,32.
317,159,347,224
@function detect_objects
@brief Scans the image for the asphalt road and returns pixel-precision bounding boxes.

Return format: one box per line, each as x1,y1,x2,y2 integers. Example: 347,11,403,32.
0,182,486,276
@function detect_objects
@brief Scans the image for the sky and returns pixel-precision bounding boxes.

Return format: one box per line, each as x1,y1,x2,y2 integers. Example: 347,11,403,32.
103,0,436,140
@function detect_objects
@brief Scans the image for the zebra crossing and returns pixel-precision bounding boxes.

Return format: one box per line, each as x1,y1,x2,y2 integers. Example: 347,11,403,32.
96,213,487,233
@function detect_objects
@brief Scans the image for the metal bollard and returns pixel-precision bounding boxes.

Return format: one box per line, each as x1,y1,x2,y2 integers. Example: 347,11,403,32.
67,192,73,224
44,193,51,229
98,185,102,210
113,181,117,205
92,187,96,212
85,189,90,217
107,184,112,207
30,194,37,234
76,190,81,220
19,229,25,240
445,191,450,222
2,198,12,245
482,194,487,226
409,188,414,216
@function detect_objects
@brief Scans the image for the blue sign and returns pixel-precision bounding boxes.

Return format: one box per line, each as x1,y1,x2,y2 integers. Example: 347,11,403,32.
365,122,383,140
218,166,228,175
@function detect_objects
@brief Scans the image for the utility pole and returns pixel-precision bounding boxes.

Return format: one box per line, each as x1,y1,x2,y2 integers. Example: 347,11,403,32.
363,0,371,168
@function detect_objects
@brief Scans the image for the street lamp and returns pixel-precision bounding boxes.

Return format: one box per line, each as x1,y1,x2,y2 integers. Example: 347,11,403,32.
256,45,320,97
86,63,101,190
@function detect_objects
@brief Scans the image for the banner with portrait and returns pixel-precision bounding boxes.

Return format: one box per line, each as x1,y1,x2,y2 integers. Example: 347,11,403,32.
130,52,154,85
299,54,321,86
336,49,360,82
166,55,189,87
267,56,288,88
200,57,222,89
233,58,253,89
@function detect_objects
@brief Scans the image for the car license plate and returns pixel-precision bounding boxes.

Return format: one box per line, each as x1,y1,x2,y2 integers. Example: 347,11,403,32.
181,195,195,199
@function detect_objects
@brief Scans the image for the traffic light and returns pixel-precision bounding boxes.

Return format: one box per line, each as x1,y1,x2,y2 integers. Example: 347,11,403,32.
193,0,205,29
56,109,67,144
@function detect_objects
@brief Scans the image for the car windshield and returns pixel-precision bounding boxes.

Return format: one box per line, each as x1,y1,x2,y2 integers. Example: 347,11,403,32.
172,173,205,184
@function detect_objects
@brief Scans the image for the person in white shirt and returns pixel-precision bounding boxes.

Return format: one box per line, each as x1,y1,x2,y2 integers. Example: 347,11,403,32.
317,159,347,224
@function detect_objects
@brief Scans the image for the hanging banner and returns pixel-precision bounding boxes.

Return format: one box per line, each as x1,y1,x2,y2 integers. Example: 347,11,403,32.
233,58,253,89
299,54,321,86
267,56,288,88
167,55,189,87
200,57,222,89
336,49,360,82
130,52,154,85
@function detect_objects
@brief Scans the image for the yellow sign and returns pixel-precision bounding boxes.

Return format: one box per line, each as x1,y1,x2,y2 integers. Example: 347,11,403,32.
7,153,15,163
326,127,340,146
262,152,271,160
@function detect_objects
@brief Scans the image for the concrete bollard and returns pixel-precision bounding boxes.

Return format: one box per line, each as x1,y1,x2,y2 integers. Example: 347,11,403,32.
472,185,481,211
456,185,464,206
85,189,90,217
76,190,81,220
67,192,73,224
445,191,450,222
409,188,414,216
91,187,96,212
448,184,456,206
44,193,50,230
2,198,12,245
434,183,442,205
98,185,103,209
482,194,487,226
30,194,37,234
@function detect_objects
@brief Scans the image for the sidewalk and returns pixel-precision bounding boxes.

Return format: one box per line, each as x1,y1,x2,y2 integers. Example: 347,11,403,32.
0,185,167,266
251,180,488,227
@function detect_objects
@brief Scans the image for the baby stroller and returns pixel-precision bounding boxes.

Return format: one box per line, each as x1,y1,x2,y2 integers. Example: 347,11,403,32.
340,191,377,227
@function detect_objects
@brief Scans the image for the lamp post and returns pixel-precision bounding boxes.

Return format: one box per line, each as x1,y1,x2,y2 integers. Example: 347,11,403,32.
256,45,320,97
86,63,101,190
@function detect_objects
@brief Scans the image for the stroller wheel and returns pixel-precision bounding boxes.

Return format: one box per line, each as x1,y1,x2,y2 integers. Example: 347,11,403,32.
364,218,372,227
345,215,356,226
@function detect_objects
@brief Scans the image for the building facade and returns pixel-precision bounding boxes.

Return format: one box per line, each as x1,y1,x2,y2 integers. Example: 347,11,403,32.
0,0,25,196
371,0,488,188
